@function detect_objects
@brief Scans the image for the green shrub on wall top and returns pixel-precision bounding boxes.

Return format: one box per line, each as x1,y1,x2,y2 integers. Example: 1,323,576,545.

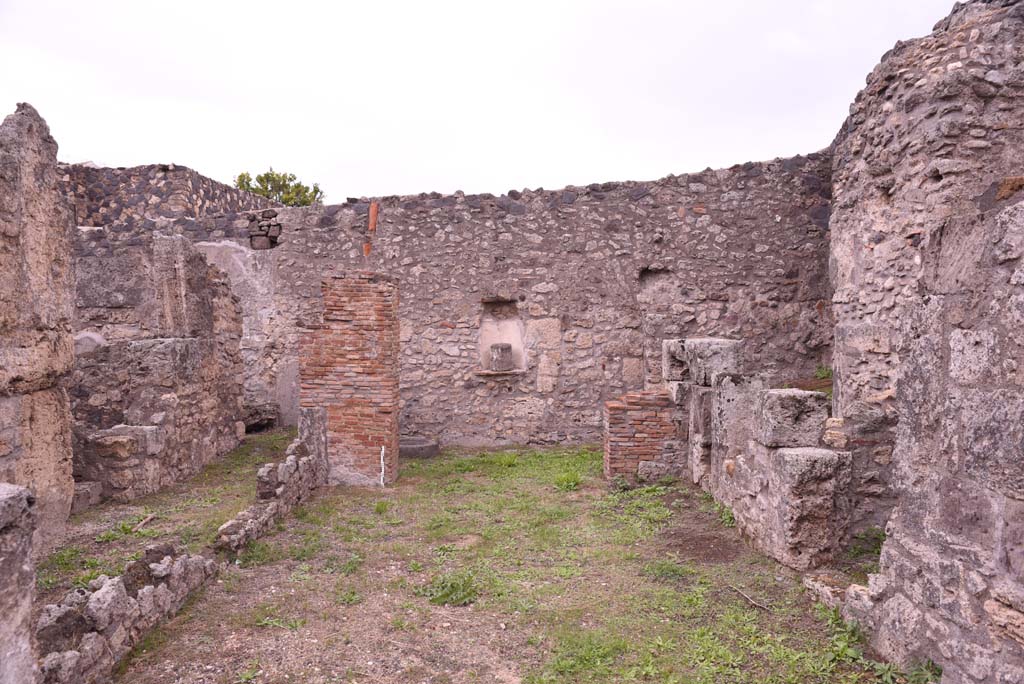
235,168,324,206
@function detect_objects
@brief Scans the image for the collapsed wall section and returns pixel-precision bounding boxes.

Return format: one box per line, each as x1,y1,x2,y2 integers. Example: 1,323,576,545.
299,273,400,486
36,544,217,684
70,231,244,503
0,104,75,551
833,1,1024,680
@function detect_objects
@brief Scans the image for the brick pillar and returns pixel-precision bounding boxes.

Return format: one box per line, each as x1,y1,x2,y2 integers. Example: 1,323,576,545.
299,273,400,486
603,390,677,483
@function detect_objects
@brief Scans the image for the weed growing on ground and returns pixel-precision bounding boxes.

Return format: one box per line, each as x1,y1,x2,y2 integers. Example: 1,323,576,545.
530,630,627,681
415,569,480,606
237,541,282,568
643,558,694,582
815,604,942,683
324,552,364,575
234,661,260,683
334,582,362,606
554,470,582,491
699,492,736,527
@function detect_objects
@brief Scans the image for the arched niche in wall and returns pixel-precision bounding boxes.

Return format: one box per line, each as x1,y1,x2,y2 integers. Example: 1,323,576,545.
478,298,526,374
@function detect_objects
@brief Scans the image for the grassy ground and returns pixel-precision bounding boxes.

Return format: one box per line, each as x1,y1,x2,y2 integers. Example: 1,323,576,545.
35,428,295,604
109,445,906,684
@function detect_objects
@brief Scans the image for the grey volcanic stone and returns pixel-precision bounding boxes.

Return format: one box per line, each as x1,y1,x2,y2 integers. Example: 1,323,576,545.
756,389,829,448
0,484,37,684
684,338,743,386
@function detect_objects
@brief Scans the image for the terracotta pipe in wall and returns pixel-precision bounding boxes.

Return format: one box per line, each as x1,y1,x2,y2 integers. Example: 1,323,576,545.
363,201,379,257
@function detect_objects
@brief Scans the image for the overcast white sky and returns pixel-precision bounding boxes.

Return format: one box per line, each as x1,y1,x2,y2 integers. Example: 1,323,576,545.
0,1,952,199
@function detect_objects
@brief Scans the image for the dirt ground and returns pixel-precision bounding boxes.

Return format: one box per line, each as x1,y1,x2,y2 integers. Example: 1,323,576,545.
104,445,884,684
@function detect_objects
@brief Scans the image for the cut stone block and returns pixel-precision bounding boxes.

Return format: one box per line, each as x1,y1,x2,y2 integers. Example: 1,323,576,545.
71,481,103,514
709,373,766,503
661,339,687,382
0,483,37,684
683,338,743,386
687,385,714,484
756,389,830,448
768,447,852,570
489,343,515,372
665,381,689,406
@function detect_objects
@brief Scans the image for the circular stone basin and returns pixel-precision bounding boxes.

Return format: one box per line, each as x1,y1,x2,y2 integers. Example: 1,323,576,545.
399,436,440,459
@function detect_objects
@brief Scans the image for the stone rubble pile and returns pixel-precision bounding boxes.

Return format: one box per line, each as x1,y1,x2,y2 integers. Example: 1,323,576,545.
35,544,218,684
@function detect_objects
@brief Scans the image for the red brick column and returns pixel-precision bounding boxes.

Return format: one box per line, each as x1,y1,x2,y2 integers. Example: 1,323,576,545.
603,390,675,483
300,272,400,486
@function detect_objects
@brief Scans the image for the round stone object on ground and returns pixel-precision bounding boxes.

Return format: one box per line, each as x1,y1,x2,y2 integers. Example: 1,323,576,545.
399,437,440,459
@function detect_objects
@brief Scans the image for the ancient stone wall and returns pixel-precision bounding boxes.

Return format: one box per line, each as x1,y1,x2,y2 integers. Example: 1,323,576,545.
299,273,400,485
0,104,76,551
69,232,244,502
0,483,39,684
62,163,275,227
80,153,833,447
835,1,1024,680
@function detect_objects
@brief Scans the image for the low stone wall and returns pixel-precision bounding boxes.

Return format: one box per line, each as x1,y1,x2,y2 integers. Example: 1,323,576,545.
36,544,217,684
215,407,328,552
300,273,400,486
602,390,681,483
0,483,39,684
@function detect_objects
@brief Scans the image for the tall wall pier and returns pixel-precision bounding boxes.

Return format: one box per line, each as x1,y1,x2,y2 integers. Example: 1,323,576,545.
833,1,1024,681
0,104,76,552
299,273,401,486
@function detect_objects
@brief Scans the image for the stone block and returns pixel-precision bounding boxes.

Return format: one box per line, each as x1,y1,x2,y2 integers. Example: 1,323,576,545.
661,338,687,382
0,388,73,551
0,483,37,684
683,337,743,386
755,389,829,448
399,436,440,459
665,381,689,405
767,447,852,570
687,385,713,484
709,373,765,504
71,481,103,514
